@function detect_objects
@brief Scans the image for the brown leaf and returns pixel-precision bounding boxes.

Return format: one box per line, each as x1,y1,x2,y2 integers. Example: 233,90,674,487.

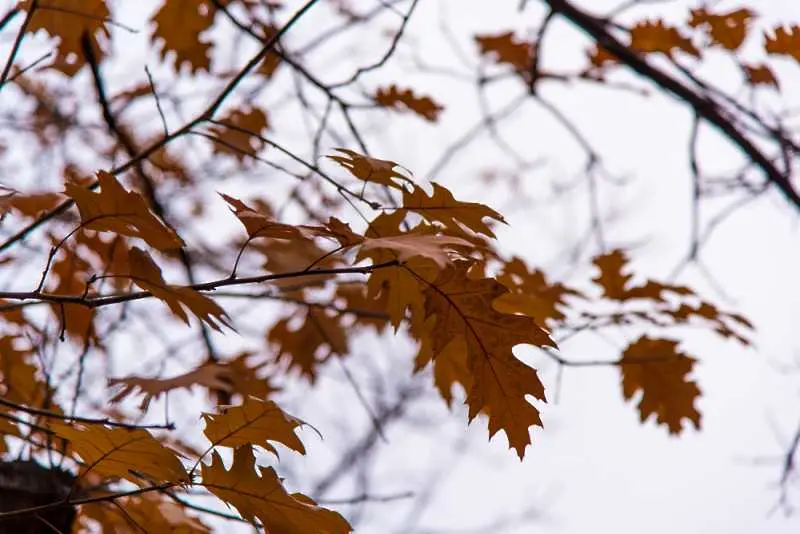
203,396,305,456
221,193,308,241
689,8,754,51
742,63,779,88
51,422,189,485
49,247,97,344
202,446,352,533
358,233,472,268
109,364,234,410
402,183,506,238
65,171,184,251
494,257,581,323
78,493,211,534
24,0,110,76
327,148,411,190
151,0,215,73
619,336,701,433
765,26,800,63
422,262,554,458
127,247,232,331
630,20,700,58
373,85,443,122
268,309,348,382
208,108,270,161
475,32,534,72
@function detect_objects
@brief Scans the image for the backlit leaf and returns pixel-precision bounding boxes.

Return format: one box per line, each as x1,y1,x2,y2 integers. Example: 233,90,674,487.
328,148,411,190
374,85,443,122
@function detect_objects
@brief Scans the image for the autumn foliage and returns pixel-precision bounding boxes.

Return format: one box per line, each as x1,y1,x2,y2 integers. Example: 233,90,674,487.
0,0,795,532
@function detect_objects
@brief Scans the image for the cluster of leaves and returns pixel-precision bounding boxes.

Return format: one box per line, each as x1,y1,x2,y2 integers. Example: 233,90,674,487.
0,0,774,531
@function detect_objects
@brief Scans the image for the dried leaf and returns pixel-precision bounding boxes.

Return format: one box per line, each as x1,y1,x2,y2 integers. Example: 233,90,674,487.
402,183,506,237
78,493,211,534
328,148,411,189
765,26,800,63
374,85,443,122
109,364,234,410
151,0,215,73
65,171,184,251
127,247,232,331
742,63,779,88
208,108,269,161
422,262,554,457
630,20,700,58
201,446,352,533
689,8,755,50
619,336,701,433
475,32,533,71
51,422,189,485
221,193,307,240
268,309,348,382
358,233,472,268
202,396,305,456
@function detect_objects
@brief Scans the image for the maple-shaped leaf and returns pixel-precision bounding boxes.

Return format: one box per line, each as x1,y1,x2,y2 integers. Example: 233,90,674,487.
335,284,389,332
78,493,211,534
689,8,755,50
208,107,269,162
494,257,582,323
630,20,700,58
127,247,232,331
619,336,701,433
268,309,348,382
151,0,215,73
741,63,779,88
222,352,280,401
221,193,307,241
109,364,234,410
327,148,411,190
64,171,184,251
358,233,472,269
51,422,189,485
4,190,64,218
592,250,693,302
414,326,472,407
202,396,305,457
402,183,506,238
24,0,110,76
475,31,534,72
305,217,365,247
201,446,352,533
422,262,554,458
373,85,443,122
764,26,800,63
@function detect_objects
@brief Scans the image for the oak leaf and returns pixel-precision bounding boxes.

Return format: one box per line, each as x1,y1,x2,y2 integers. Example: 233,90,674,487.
222,193,308,241
328,148,411,190
742,63,779,88
475,32,533,71
201,446,352,533
689,8,754,50
494,257,581,323
373,85,443,122
51,422,189,485
127,247,232,331
630,20,700,58
109,364,234,410
422,263,554,457
764,26,800,63
358,233,472,269
402,183,506,238
151,0,215,73
208,108,270,161
64,171,184,251
78,493,211,534
49,247,97,344
24,0,110,76
268,309,348,382
619,336,701,433
202,396,305,457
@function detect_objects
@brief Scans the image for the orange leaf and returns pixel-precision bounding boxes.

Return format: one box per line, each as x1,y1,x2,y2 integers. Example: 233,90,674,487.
51,422,189,485
619,336,701,433
373,85,443,122
24,0,110,76
208,108,270,162
201,446,352,533
109,364,234,410
327,148,411,190
494,257,581,323
402,183,506,238
202,396,305,457
764,26,800,63
78,493,211,534
151,0,215,73
127,247,232,331
422,263,554,458
630,20,700,58
64,171,184,251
